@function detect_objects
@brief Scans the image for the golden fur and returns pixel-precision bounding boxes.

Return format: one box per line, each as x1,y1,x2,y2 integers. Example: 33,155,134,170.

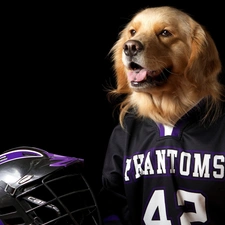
108,6,224,127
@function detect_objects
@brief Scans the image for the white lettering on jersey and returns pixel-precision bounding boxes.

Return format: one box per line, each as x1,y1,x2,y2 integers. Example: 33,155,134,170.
124,149,225,181
193,154,211,178
213,155,225,178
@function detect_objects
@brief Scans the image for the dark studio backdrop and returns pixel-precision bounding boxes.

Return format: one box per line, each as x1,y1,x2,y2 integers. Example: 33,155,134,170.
2,1,225,195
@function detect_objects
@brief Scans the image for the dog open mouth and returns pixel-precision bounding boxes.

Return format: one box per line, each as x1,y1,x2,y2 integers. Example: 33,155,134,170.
127,62,171,87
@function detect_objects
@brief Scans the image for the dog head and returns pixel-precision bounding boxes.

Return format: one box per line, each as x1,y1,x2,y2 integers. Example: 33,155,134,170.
109,6,223,126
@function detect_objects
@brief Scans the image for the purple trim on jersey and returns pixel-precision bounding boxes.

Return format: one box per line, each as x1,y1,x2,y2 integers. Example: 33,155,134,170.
103,214,120,223
158,123,180,136
0,220,4,225
159,123,164,136
171,125,180,136
173,119,186,136
46,152,84,167
158,119,186,137
0,149,43,165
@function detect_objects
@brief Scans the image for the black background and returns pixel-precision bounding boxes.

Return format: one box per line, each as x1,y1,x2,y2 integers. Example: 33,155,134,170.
2,1,225,194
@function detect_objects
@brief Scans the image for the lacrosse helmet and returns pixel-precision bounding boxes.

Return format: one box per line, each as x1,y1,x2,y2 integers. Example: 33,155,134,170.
0,146,102,225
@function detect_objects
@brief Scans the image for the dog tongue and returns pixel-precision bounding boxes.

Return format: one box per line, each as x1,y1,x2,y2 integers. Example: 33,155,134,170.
127,69,148,82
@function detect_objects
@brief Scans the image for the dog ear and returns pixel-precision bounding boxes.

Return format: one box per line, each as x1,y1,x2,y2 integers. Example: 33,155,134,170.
185,21,221,87
110,31,132,95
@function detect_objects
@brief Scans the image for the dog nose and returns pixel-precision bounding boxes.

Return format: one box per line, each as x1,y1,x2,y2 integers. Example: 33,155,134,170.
123,40,143,57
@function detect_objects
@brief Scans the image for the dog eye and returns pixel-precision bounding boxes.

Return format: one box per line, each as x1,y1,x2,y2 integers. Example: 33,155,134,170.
130,29,136,36
160,30,172,37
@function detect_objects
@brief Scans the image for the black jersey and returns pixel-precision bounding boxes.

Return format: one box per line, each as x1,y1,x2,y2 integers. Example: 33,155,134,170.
99,101,225,225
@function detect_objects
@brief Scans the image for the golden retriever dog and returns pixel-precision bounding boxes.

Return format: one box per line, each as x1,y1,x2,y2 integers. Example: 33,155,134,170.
99,6,225,225
109,6,224,127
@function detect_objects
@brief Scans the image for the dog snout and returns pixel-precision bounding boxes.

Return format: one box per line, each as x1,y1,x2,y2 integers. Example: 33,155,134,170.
123,40,143,57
